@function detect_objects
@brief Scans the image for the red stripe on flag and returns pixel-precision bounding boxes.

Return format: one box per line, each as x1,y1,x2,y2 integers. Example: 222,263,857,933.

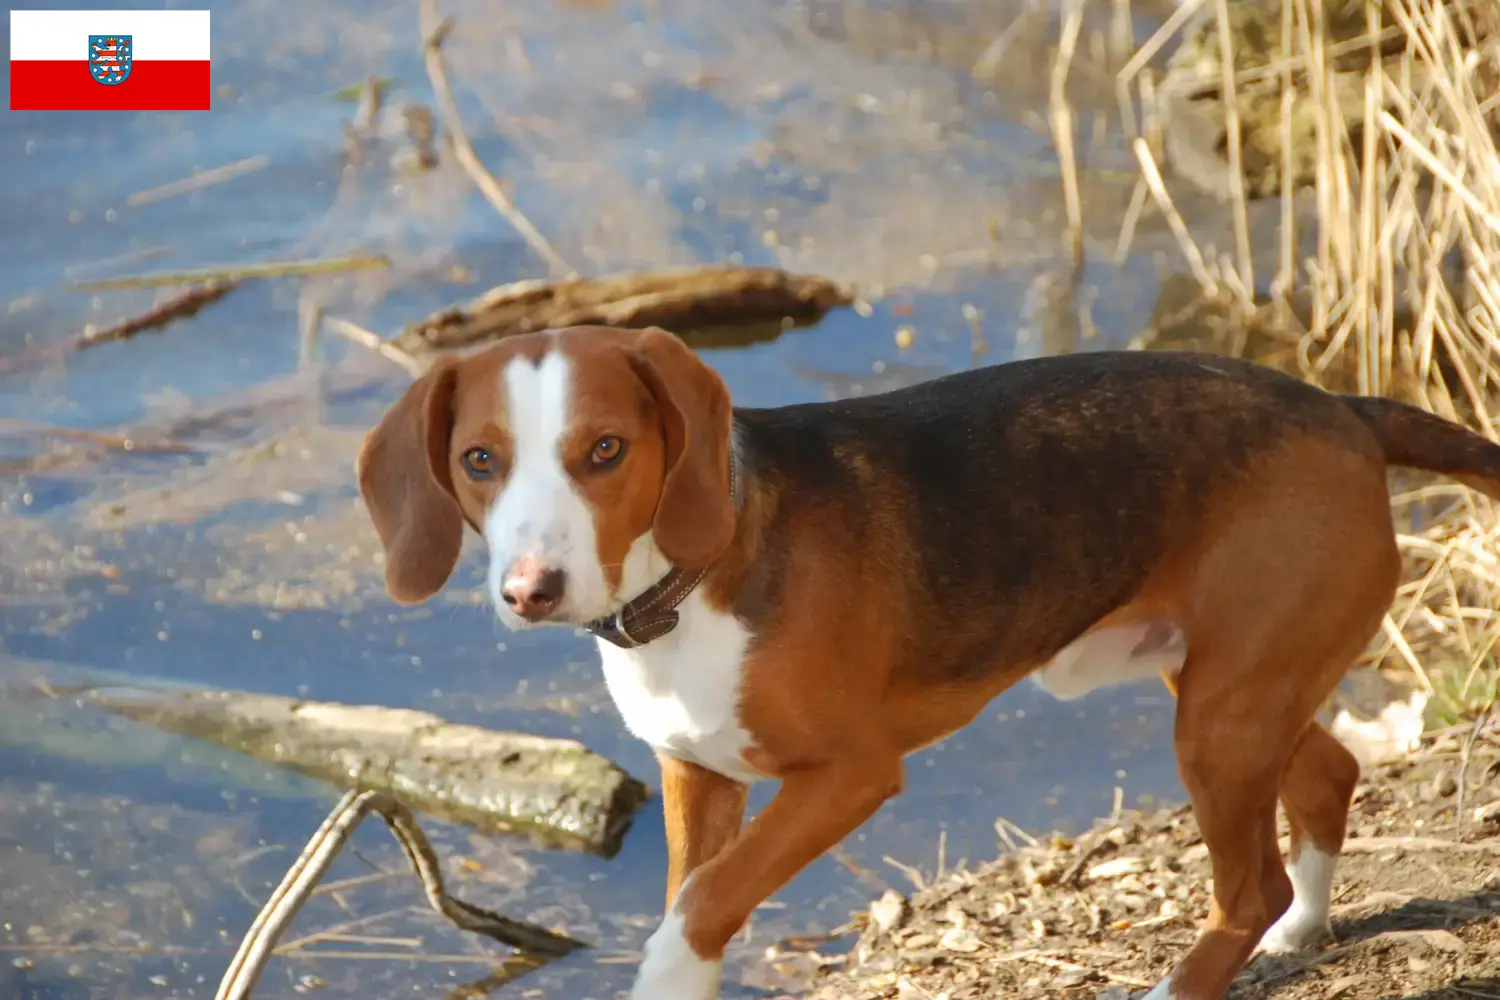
9,60,211,111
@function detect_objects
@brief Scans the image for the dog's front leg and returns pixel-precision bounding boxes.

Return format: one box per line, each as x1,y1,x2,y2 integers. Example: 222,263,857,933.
628,754,903,1000
658,753,749,910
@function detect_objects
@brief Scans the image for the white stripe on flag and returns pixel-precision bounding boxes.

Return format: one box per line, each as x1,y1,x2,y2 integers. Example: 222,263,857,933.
10,10,210,62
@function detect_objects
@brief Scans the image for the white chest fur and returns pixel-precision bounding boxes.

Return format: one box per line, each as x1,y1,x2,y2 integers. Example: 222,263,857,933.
596,588,767,785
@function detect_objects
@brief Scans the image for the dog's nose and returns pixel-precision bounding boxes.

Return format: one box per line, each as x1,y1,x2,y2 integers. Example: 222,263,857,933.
501,559,566,620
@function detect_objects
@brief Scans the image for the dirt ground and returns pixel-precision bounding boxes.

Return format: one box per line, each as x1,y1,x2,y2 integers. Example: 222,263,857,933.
780,722,1500,1000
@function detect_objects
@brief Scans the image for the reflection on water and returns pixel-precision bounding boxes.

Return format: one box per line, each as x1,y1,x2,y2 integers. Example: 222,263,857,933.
0,0,1206,996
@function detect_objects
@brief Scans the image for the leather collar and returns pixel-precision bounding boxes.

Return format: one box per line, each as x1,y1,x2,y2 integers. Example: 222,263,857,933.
584,458,739,650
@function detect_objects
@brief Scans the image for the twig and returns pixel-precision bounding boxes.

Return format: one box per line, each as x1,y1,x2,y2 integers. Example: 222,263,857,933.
379,798,583,954
1060,834,1112,888
1022,952,1156,989
81,281,241,346
276,906,416,953
214,788,585,1000
1213,0,1255,306
1380,110,1500,238
444,966,551,1000
292,932,423,948
310,870,402,897
417,1,577,280
69,255,389,291
0,417,194,455
1117,0,1209,84
1048,0,1085,253
1131,137,1218,292
829,845,893,896
126,155,270,208
882,855,928,892
0,282,241,374
1456,694,1497,832
995,816,1041,849
323,316,425,377
297,282,324,372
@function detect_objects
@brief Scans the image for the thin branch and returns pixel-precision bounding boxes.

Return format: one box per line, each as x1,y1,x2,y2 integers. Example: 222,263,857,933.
0,282,241,374
323,316,425,377
1456,694,1497,832
68,255,389,291
126,155,270,208
214,788,585,1000
85,281,236,344
418,1,578,280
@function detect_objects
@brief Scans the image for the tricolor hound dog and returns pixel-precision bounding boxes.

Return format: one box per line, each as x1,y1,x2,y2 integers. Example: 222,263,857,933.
356,325,1500,1000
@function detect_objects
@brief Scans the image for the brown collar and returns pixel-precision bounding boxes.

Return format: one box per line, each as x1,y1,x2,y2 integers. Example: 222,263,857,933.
584,458,739,650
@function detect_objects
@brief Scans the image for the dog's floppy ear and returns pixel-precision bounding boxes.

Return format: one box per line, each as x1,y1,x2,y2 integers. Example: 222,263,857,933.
627,327,736,568
356,357,465,604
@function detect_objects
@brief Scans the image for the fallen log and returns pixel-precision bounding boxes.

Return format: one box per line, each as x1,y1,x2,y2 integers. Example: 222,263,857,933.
92,687,650,858
394,264,855,354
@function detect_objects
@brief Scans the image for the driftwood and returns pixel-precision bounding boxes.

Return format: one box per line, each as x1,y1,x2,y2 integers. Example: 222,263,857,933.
394,265,855,354
94,687,650,858
216,788,585,1000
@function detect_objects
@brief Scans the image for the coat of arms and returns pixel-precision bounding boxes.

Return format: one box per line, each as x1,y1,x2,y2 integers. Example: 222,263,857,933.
89,35,132,86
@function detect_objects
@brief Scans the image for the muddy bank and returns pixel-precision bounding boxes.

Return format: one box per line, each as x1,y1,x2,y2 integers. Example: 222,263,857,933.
787,724,1500,1000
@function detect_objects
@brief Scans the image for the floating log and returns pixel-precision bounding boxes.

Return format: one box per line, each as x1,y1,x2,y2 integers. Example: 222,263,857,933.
394,264,855,354
93,687,651,858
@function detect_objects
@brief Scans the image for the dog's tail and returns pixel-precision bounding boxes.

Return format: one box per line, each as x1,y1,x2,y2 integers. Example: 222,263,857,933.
1342,395,1500,500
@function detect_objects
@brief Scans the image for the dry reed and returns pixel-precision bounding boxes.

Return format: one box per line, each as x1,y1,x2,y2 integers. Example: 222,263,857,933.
1115,0,1500,719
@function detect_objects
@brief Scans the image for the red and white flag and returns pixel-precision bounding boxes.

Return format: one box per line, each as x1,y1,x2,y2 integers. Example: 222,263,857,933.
9,9,211,111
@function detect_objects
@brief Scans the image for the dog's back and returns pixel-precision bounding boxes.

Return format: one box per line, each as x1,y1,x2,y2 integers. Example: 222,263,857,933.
730,351,1426,684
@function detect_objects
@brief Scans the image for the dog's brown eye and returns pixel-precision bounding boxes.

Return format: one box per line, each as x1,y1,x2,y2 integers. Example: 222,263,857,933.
462,447,496,480
590,436,625,466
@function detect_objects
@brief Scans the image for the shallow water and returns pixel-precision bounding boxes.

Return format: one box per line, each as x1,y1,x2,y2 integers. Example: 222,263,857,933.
1,0,1219,996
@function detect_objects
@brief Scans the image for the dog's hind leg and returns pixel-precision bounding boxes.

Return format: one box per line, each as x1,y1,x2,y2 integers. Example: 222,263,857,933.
1143,661,1297,1000
1258,721,1362,953
1142,446,1401,1000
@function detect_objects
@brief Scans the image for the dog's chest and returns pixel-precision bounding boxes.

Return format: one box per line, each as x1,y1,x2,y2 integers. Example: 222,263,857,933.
595,591,766,784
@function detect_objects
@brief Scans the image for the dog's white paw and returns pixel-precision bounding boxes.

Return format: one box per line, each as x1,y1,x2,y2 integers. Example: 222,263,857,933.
626,909,721,1000
1257,909,1334,955
1258,846,1338,955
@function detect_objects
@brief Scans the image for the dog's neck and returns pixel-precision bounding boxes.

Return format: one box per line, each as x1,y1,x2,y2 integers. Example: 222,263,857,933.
584,453,741,650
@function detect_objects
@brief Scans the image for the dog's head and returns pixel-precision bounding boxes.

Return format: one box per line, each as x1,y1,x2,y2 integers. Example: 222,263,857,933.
356,325,736,628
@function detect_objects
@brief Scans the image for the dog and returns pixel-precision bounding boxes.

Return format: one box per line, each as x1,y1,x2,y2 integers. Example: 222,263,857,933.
356,324,1500,1000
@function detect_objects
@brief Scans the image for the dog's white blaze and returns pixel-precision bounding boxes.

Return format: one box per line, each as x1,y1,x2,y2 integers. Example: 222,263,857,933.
1258,846,1336,954
628,881,721,1000
484,350,611,625
1033,621,1187,700
599,532,764,785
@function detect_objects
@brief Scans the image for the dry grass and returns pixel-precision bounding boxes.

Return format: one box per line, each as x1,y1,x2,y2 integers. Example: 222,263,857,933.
1113,0,1500,721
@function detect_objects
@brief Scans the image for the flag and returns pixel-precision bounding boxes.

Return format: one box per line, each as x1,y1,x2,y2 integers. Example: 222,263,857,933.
9,9,211,111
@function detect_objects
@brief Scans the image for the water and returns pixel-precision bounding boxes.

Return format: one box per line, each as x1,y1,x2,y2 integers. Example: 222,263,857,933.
0,0,1212,996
